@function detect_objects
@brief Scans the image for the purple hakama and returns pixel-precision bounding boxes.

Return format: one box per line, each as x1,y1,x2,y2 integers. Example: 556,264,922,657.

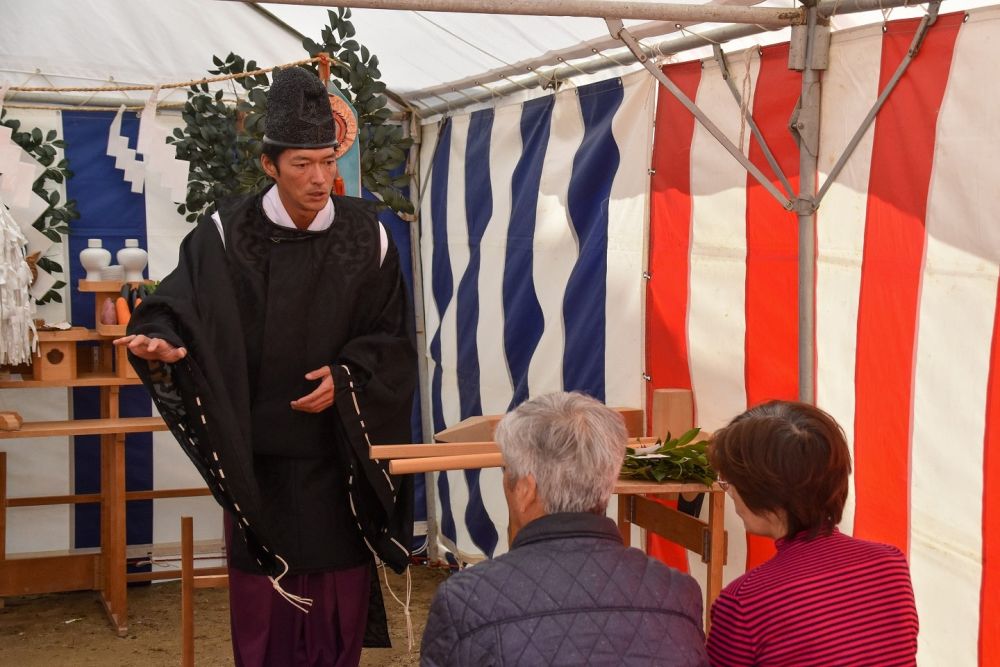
228,564,371,667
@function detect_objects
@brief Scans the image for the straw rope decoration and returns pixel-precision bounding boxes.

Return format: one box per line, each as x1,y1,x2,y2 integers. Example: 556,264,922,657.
0,56,336,112
3,56,332,95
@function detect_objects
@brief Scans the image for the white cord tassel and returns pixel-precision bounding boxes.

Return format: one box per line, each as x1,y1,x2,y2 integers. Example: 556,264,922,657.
269,555,314,613
0,199,37,366
381,564,414,651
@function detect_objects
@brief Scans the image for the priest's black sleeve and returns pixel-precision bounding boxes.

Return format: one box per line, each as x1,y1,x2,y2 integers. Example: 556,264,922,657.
331,234,418,573
125,219,284,577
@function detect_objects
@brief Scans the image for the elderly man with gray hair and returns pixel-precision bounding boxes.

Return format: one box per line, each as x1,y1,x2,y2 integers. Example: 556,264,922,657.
420,391,709,666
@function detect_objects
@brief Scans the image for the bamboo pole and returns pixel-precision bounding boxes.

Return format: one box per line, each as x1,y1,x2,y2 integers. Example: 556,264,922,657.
390,452,505,474
371,441,499,459
382,436,675,473
375,436,664,463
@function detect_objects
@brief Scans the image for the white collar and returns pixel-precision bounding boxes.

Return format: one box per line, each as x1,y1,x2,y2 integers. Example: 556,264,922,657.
262,184,335,231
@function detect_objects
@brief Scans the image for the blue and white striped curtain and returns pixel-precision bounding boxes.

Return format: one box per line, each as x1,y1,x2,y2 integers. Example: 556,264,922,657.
419,72,655,560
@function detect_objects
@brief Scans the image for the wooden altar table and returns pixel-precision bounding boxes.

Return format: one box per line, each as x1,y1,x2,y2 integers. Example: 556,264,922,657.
373,390,727,628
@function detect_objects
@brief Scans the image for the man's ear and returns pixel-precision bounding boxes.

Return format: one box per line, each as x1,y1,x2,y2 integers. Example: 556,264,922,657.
512,474,539,512
261,154,278,179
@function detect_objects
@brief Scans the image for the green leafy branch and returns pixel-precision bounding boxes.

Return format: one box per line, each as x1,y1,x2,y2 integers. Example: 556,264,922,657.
0,108,79,304
168,56,266,222
169,7,413,223
302,7,413,215
620,428,715,486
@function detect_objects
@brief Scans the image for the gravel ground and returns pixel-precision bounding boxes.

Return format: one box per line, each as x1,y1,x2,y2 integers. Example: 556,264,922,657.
0,565,449,666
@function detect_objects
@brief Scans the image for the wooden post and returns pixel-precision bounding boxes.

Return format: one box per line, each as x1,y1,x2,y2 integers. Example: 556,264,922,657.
647,389,696,551
0,451,6,560
181,516,194,667
706,487,727,633
1,451,6,608
651,388,726,628
650,388,694,437
617,495,632,547
99,385,128,636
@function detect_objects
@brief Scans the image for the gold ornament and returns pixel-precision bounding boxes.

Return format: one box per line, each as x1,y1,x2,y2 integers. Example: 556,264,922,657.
329,95,358,159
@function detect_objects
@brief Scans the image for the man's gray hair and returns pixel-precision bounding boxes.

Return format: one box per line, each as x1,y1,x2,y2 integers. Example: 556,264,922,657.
495,391,627,514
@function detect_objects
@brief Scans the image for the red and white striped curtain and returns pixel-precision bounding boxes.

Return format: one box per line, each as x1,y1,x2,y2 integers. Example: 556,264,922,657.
646,8,998,665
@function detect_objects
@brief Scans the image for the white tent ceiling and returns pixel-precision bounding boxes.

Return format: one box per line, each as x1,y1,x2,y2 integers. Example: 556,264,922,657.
1,0,993,117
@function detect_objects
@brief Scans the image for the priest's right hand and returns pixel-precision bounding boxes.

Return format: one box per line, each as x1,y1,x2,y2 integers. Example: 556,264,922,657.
113,335,187,363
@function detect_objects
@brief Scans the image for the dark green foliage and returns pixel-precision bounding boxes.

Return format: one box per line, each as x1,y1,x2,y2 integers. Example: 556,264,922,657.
170,7,413,222
620,428,716,486
0,108,79,304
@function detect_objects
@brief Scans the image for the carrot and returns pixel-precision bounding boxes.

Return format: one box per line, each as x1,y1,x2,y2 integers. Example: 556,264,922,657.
115,296,131,326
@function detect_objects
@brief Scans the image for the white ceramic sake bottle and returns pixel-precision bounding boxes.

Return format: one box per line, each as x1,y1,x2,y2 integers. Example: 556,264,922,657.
117,239,148,283
80,239,112,281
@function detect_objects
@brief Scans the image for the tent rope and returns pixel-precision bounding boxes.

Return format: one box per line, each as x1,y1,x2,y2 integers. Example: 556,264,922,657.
676,24,725,46
738,47,755,154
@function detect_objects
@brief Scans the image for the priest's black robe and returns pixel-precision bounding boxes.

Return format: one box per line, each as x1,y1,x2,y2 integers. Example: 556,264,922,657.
126,190,416,646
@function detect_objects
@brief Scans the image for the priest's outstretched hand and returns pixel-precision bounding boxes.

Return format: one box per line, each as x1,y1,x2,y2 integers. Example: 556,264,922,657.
113,335,188,363
290,365,335,413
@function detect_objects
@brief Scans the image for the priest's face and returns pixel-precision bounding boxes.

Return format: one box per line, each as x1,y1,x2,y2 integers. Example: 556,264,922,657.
262,147,339,225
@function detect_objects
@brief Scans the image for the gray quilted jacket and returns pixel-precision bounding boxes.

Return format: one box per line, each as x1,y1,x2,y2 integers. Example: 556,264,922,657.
420,512,709,666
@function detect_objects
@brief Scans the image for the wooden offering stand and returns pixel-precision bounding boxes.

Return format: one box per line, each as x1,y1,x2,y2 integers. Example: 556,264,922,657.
0,279,213,636
79,279,156,379
371,390,727,629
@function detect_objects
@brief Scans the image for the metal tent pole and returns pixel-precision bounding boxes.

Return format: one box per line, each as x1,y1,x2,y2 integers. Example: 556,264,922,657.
609,19,793,210
235,0,804,26
813,1,942,207
713,44,795,200
412,21,770,117
792,1,823,404
400,112,441,562
407,15,746,106
410,0,936,118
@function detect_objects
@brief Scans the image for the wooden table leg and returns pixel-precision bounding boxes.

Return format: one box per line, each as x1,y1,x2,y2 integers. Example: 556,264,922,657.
99,386,127,636
705,489,726,632
617,494,632,547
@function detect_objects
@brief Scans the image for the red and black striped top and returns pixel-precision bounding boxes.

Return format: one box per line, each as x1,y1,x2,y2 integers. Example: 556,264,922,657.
707,529,918,666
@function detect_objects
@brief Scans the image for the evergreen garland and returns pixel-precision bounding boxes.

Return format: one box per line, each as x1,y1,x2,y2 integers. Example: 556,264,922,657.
170,7,413,223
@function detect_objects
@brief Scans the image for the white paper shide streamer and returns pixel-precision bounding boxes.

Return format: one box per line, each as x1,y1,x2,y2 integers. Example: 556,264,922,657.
0,197,37,365
108,105,145,194
107,94,191,202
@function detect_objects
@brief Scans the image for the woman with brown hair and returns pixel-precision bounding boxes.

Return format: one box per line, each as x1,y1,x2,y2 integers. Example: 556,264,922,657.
706,401,918,666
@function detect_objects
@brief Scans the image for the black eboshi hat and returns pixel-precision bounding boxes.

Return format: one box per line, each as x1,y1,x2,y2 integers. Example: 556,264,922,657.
263,67,338,149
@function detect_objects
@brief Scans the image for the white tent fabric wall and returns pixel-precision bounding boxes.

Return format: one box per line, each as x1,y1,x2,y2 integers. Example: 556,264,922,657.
1,0,305,105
